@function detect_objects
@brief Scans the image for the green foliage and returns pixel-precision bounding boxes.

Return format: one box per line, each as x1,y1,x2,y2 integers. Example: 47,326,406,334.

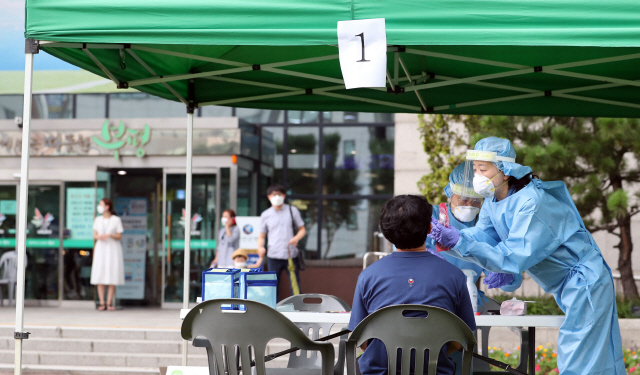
416,114,467,204
616,297,640,319
607,189,629,219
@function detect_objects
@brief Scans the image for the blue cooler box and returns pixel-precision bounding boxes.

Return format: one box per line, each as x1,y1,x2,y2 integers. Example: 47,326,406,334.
238,270,277,310
202,268,240,309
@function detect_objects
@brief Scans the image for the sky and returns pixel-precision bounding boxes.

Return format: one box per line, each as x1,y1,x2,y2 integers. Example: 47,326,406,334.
0,0,77,70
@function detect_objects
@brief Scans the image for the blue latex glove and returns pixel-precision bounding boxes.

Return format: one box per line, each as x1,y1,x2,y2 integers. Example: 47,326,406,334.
483,272,515,289
426,246,446,260
427,218,460,249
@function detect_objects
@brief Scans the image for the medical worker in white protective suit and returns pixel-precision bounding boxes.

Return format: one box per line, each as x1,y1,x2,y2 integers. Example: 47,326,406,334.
429,137,624,375
427,163,523,301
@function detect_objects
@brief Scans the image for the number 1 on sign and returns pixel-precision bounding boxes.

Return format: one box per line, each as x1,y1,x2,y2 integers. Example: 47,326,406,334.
355,33,370,62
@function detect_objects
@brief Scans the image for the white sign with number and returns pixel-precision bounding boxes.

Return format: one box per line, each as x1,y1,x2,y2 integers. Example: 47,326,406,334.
337,18,387,89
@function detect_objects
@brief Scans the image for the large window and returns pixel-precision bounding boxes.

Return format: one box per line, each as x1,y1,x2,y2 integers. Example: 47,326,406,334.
0,95,22,119
109,93,185,118
258,115,394,260
76,94,107,119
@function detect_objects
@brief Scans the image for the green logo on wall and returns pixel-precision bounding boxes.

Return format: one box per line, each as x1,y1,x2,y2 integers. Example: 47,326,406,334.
93,120,151,160
171,371,183,375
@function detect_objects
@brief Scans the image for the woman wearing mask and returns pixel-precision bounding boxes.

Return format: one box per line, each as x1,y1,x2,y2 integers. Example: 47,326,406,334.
428,163,522,302
91,198,124,311
430,137,624,375
210,209,240,268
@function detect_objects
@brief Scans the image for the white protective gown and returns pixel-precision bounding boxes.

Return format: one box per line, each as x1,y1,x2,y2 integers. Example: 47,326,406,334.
448,180,624,375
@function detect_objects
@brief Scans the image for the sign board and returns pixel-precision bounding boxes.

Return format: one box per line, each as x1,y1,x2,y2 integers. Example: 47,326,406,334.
66,188,104,240
115,197,147,300
0,126,240,157
337,18,387,89
235,216,261,250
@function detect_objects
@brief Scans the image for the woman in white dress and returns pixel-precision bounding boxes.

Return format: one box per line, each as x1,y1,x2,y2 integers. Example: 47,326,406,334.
91,198,125,311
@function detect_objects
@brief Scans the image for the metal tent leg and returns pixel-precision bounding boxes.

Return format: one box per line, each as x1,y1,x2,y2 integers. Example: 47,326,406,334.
181,105,195,366
15,40,37,375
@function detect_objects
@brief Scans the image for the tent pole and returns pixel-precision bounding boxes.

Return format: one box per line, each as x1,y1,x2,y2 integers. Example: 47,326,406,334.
126,50,189,105
15,39,37,375
83,48,121,87
181,104,195,366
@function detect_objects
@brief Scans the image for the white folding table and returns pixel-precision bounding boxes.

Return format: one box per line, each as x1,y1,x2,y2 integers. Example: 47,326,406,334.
180,309,565,375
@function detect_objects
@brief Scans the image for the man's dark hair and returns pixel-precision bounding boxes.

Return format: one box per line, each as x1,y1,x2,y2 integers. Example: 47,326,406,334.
379,195,433,249
266,183,287,196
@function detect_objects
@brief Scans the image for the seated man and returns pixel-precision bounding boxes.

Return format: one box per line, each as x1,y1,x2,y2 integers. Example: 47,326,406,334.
348,195,476,375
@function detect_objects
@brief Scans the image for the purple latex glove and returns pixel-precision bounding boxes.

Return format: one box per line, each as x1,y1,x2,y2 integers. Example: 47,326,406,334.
427,218,460,249
483,272,515,289
426,246,446,260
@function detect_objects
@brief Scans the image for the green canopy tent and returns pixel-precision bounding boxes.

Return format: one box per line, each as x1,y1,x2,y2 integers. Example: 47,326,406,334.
15,0,640,372
23,0,640,116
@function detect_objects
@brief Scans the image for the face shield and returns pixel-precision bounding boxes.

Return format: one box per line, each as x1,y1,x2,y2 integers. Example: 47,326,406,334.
462,150,516,200
450,183,484,205
450,183,484,222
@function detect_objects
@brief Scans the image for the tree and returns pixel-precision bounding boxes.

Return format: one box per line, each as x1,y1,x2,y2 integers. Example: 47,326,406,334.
419,115,640,300
416,114,472,203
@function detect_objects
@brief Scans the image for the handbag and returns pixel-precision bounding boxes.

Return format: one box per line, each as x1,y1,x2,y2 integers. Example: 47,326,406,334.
289,205,306,271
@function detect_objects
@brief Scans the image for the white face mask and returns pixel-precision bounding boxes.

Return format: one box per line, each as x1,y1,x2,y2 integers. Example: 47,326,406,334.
452,205,480,223
473,173,506,198
97,205,105,214
221,217,228,226
234,261,247,268
269,195,285,207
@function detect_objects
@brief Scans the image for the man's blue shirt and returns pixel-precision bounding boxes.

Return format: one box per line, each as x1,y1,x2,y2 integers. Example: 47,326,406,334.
348,251,476,375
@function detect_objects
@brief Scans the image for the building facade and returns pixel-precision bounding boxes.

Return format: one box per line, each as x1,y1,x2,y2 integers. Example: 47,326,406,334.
0,92,394,306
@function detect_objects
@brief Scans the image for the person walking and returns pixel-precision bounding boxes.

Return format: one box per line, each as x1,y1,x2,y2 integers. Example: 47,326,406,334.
257,184,306,299
91,198,125,311
210,209,240,268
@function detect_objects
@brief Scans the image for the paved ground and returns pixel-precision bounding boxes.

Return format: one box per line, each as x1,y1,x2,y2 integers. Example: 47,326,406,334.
0,305,183,329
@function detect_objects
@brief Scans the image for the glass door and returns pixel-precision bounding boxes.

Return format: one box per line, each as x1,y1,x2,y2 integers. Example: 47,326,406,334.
25,184,62,300
163,172,217,304
61,176,106,301
0,185,18,282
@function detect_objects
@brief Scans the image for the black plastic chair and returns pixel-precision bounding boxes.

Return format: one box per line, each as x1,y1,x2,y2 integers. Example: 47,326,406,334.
346,305,476,375
182,298,335,375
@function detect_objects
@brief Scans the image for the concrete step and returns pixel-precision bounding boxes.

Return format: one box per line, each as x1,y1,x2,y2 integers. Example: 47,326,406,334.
0,363,159,375
0,338,298,355
0,326,184,341
0,349,209,368
0,326,335,373
0,338,184,354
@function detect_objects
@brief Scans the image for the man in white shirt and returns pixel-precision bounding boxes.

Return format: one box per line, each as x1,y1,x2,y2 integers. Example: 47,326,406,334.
257,184,306,298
